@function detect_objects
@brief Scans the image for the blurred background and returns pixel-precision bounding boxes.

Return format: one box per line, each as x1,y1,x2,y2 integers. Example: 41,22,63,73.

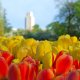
0,0,80,40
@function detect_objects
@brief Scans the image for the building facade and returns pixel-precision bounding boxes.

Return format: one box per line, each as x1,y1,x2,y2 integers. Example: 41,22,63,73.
25,12,35,31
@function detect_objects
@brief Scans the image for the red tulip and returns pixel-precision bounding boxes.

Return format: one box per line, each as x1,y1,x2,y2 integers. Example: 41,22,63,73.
22,56,35,64
19,61,29,80
8,63,21,80
56,54,73,75
66,71,79,80
0,57,8,79
52,50,64,69
2,51,14,65
55,75,65,80
73,59,80,69
27,64,36,80
37,69,54,80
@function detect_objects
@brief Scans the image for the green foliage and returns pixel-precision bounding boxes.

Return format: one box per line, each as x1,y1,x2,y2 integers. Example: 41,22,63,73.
57,0,80,36
0,3,4,36
46,0,80,38
32,24,41,33
0,3,12,36
3,10,12,34
0,2,12,36
13,29,25,36
0,18,4,36
47,22,67,36
24,31,35,38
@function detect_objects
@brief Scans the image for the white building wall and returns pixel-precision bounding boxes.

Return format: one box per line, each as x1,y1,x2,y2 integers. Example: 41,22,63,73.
25,12,35,31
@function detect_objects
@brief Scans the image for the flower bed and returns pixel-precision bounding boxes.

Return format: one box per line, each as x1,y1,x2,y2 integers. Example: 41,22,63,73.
0,34,80,80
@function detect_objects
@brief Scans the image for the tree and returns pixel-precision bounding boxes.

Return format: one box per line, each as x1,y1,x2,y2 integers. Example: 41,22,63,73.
47,21,67,36
32,24,41,33
14,29,25,36
57,0,80,36
0,2,4,36
23,30,35,38
3,9,12,34
47,0,80,37
0,1,12,36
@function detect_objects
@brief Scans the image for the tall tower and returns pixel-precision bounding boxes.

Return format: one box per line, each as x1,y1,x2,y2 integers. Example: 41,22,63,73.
25,12,35,31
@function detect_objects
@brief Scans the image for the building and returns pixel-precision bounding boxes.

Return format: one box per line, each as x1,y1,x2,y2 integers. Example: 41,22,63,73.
25,12,35,31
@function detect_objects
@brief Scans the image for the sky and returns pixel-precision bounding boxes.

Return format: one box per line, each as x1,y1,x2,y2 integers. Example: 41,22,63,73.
1,0,59,29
